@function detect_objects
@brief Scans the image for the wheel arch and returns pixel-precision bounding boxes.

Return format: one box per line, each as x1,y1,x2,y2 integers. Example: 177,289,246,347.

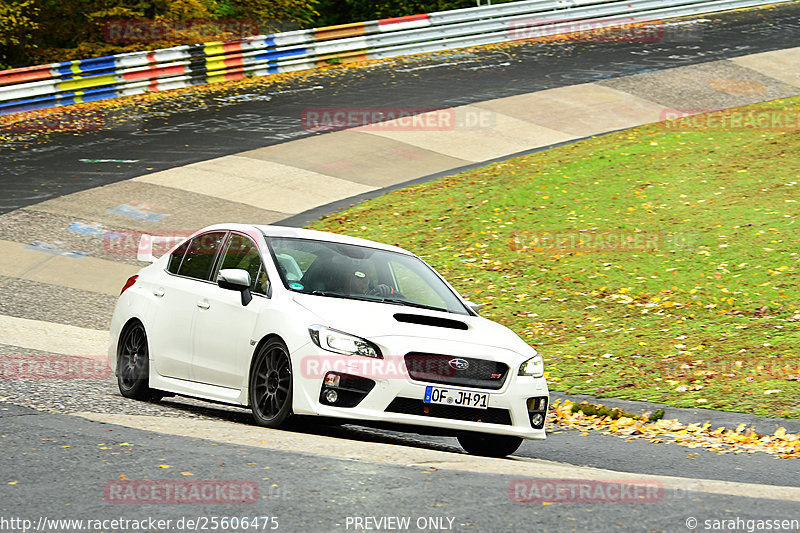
245,333,289,407
115,317,147,370
115,316,159,401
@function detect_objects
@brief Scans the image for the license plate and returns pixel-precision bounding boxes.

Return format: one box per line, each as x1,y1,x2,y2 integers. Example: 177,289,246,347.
424,386,489,409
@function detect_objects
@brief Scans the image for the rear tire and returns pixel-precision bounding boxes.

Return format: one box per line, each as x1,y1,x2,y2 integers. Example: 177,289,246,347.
249,338,293,428
117,321,158,401
457,432,523,457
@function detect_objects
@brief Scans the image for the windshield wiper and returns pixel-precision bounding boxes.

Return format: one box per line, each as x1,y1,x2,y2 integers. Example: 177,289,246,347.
377,297,447,313
309,290,348,299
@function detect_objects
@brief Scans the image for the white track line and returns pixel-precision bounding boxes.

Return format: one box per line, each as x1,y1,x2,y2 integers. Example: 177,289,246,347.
0,239,138,296
0,314,108,359
76,412,800,502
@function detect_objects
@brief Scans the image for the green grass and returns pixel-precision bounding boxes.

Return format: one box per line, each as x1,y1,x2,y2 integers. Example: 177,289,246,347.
310,97,800,418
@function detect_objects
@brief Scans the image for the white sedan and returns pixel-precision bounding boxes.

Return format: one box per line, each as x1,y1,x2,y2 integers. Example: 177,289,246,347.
108,224,549,457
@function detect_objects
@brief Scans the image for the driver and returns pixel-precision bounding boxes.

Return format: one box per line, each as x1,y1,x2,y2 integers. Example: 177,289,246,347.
347,268,394,297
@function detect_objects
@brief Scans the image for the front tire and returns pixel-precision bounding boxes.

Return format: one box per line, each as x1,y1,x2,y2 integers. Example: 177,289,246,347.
249,338,293,428
457,432,523,457
117,321,157,401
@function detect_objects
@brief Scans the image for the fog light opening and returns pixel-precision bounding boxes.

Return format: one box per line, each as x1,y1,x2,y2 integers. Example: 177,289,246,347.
324,373,340,387
324,389,339,404
531,413,544,427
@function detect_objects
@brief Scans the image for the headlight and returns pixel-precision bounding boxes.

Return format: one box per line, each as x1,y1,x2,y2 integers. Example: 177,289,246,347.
309,325,382,358
519,354,544,377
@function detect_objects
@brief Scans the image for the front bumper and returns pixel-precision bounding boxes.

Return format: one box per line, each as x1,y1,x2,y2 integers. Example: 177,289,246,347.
290,339,549,440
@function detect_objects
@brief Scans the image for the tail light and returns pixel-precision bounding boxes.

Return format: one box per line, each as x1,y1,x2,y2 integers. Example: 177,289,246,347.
120,275,138,295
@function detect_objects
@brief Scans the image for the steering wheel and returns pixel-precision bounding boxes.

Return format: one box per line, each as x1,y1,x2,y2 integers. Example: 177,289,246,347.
367,283,395,297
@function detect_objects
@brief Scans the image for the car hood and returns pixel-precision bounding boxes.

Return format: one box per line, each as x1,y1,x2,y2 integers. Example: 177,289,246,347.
291,293,532,354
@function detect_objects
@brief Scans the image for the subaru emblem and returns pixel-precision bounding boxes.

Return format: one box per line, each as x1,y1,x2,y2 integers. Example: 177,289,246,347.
449,358,469,370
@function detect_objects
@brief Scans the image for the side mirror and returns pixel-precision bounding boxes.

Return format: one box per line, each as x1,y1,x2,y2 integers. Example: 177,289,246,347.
464,300,482,315
218,269,253,306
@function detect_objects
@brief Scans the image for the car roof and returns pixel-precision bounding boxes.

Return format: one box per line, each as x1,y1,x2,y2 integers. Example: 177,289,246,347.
199,223,415,256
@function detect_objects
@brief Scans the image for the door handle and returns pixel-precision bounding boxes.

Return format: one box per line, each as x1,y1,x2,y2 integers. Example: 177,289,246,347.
197,300,210,310
153,288,165,297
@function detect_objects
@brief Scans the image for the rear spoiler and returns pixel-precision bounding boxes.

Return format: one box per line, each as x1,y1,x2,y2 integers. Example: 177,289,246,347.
137,234,187,263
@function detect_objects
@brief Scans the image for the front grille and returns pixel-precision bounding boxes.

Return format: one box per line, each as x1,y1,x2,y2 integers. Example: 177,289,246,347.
404,353,509,390
385,397,512,425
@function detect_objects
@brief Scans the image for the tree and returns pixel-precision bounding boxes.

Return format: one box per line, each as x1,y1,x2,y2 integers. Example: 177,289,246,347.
0,0,40,68
215,0,318,31
316,0,474,26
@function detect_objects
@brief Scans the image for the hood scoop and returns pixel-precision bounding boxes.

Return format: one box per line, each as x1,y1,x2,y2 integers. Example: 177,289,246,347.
393,313,468,330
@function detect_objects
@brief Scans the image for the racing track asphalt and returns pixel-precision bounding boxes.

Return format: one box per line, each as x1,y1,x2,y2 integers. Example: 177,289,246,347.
1,4,800,530
2,2,800,213
3,402,800,533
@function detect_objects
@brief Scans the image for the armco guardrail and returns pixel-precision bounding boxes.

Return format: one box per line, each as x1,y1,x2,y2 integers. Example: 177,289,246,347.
0,0,792,116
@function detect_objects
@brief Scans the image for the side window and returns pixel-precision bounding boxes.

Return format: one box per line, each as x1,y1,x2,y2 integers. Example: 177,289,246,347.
176,232,226,280
167,239,190,274
219,234,270,296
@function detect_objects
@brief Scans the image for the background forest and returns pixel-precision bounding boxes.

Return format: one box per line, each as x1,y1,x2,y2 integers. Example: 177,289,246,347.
0,0,496,68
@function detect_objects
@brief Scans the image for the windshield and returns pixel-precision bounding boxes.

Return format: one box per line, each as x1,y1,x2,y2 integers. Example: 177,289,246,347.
266,237,470,315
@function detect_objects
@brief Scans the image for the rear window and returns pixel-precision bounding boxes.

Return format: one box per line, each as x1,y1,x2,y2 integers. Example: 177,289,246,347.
167,240,190,274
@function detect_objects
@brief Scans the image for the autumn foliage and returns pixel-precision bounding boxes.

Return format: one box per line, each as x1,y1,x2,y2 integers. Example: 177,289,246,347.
0,0,485,68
